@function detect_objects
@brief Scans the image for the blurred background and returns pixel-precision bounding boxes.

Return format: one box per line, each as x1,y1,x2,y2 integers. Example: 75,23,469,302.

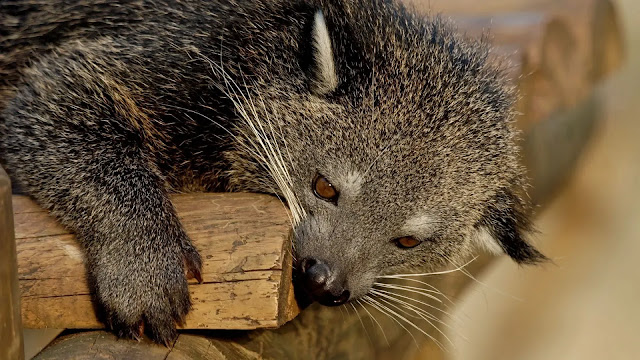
440,0,640,359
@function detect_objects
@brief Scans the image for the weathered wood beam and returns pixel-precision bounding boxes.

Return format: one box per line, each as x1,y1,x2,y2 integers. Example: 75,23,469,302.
0,166,24,360
15,193,299,330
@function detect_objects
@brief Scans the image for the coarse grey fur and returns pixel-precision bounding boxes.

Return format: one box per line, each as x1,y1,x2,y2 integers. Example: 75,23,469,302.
0,0,546,344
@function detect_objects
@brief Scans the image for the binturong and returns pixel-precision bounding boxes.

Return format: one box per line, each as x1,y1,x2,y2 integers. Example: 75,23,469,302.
0,0,547,344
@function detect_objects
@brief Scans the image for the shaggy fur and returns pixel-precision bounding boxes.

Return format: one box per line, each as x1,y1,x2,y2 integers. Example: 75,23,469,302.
0,0,545,344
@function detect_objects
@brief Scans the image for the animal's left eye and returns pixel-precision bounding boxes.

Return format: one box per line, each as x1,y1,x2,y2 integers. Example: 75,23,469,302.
312,173,339,203
393,236,421,249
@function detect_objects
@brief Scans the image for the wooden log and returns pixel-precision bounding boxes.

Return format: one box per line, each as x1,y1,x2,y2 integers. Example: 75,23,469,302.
15,193,300,330
0,166,24,360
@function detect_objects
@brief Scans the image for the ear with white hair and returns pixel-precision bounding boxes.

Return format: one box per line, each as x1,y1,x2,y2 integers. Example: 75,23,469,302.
472,189,547,265
308,10,338,95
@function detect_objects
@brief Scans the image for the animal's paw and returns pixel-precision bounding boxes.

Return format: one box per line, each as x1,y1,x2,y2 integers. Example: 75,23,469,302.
181,240,203,283
90,242,202,346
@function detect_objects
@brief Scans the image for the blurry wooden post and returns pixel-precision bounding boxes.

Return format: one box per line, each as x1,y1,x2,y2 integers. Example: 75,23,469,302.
408,0,624,205
0,165,24,360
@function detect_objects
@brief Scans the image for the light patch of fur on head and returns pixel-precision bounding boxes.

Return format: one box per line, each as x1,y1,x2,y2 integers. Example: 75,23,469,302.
472,227,503,255
335,170,364,197
311,10,338,95
401,214,440,239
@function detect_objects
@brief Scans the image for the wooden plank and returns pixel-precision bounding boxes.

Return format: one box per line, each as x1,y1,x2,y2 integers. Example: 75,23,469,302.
0,166,25,360
14,193,300,330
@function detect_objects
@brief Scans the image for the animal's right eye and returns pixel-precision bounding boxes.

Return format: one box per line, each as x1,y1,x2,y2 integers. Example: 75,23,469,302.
393,236,421,249
312,173,339,204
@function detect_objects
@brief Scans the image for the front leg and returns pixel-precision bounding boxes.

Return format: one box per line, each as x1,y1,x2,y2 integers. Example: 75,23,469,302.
0,41,201,344
79,152,202,344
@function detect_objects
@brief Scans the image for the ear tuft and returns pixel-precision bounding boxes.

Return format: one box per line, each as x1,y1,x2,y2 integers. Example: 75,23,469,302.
476,189,548,265
310,10,338,95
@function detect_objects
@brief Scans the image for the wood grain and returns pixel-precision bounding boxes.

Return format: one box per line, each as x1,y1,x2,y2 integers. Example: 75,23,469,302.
0,166,24,360
14,193,300,330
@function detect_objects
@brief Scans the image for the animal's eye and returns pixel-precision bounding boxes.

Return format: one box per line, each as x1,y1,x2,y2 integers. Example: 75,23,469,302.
312,173,339,203
393,236,421,249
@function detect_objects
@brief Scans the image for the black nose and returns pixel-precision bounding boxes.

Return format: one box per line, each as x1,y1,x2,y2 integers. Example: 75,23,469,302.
299,258,350,306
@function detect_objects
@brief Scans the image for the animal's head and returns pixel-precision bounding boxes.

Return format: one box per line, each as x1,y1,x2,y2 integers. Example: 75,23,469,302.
227,1,546,307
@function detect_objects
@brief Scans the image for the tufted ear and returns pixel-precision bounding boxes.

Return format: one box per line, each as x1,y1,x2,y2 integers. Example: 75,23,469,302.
308,10,338,95
473,189,548,265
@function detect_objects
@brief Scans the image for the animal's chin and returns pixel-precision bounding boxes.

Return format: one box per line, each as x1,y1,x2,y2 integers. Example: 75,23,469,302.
294,290,355,308
315,290,351,307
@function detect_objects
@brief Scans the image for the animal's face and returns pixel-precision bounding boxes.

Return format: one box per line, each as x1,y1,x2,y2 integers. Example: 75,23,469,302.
289,155,478,303
283,94,530,305
227,7,546,306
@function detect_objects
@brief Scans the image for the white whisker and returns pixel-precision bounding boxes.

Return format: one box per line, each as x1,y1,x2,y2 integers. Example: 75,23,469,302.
373,283,442,302
370,288,458,324
350,302,374,346
376,277,456,305
369,290,463,346
444,255,522,301
362,296,420,348
378,256,478,278
364,296,428,349
371,293,447,350
357,298,389,346
338,303,347,322
198,52,307,228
